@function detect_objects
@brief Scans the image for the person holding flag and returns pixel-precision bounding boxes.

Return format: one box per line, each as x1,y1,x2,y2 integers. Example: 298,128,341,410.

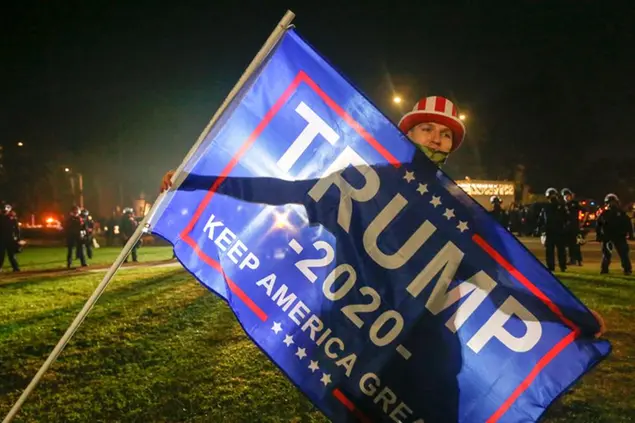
4,16,611,423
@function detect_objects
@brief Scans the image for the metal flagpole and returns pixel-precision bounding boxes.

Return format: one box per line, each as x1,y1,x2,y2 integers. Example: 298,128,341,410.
2,9,295,423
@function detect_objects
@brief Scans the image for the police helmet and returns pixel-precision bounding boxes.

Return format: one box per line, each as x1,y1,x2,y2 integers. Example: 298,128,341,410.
490,195,501,204
604,193,619,204
561,188,573,197
545,187,559,197
123,207,134,215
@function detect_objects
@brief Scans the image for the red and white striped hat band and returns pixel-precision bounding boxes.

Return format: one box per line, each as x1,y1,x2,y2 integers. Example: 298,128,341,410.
413,96,459,118
398,95,466,152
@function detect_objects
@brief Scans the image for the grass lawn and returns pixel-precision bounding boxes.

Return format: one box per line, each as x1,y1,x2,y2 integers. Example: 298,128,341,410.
0,255,633,422
3,246,174,272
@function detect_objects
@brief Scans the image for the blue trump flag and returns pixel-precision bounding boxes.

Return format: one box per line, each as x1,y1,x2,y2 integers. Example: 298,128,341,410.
149,29,610,423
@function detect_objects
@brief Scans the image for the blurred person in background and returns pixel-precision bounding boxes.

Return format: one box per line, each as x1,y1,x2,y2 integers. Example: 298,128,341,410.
0,202,21,272
489,196,509,229
562,188,583,266
65,205,87,269
596,193,633,275
121,207,139,263
80,209,95,259
538,188,568,272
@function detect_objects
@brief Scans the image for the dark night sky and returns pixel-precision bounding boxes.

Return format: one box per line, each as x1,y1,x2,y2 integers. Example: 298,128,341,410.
2,0,635,210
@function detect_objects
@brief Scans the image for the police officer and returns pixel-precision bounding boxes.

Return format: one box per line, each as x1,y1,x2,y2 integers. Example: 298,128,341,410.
121,207,139,263
80,209,95,259
0,203,21,272
508,203,522,235
596,193,633,275
561,188,583,266
489,196,509,229
105,210,118,247
65,205,87,268
538,188,568,272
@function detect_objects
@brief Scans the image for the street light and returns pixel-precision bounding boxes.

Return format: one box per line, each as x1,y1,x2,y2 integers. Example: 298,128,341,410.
393,96,403,104
459,113,467,121
17,142,24,147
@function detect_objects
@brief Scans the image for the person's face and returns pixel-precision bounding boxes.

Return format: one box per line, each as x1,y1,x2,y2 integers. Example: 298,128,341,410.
407,122,453,153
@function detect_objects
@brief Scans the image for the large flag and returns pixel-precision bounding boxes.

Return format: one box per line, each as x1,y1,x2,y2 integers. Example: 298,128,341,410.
149,28,610,423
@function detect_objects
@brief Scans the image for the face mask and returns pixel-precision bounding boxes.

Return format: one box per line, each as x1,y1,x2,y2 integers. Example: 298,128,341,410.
416,144,449,166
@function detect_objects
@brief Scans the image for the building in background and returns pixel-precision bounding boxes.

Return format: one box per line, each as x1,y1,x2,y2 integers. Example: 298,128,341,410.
456,179,517,208
133,192,151,217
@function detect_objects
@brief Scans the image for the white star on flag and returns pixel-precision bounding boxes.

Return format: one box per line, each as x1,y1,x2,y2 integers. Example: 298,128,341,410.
271,322,282,334
457,221,469,233
430,196,442,208
308,360,320,373
283,335,294,347
443,208,455,220
403,170,415,183
416,183,428,195
295,347,307,359
320,373,332,386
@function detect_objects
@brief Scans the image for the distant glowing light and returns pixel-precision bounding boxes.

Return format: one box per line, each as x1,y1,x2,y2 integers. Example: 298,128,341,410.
45,217,55,224
64,167,70,172
393,96,402,104
17,142,24,147
459,113,467,121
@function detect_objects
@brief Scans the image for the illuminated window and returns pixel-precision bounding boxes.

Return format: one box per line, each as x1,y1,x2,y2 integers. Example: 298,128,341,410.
457,181,515,196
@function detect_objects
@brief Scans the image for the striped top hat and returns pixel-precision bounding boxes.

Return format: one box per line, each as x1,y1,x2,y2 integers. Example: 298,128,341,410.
398,96,466,152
